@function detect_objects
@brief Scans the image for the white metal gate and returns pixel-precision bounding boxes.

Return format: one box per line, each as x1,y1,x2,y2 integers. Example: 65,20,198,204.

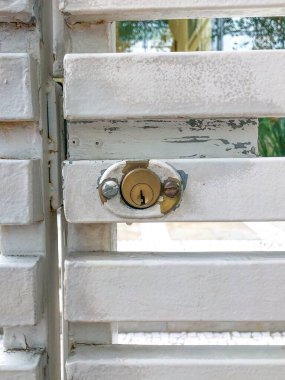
0,1,285,379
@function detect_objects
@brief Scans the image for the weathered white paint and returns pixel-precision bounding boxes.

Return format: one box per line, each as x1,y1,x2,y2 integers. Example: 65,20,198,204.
66,346,285,380
70,323,117,345
67,223,117,252
0,223,45,256
0,256,43,326
60,0,285,20
68,119,258,160
65,22,116,54
64,51,285,120
53,3,116,76
65,252,285,322
0,1,60,378
61,14,118,359
0,0,34,23
0,54,38,121
4,318,47,350
0,345,44,380
0,160,43,225
62,158,285,223
0,23,40,60
0,124,42,160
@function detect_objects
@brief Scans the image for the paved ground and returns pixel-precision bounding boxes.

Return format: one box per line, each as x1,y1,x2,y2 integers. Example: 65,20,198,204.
118,331,285,346
118,221,285,252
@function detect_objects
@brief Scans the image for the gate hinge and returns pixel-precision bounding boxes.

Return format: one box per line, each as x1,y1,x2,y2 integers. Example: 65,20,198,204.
47,81,65,210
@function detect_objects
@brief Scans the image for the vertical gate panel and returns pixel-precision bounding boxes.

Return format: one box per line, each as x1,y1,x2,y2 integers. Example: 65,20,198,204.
0,1,60,378
60,1,285,379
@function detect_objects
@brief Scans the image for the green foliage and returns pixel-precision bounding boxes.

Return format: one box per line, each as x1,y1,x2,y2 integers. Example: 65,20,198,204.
212,17,285,49
118,21,170,51
259,118,285,157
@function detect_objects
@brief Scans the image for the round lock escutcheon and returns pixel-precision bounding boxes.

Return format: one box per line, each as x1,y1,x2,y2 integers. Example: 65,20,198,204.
121,168,161,209
98,160,184,218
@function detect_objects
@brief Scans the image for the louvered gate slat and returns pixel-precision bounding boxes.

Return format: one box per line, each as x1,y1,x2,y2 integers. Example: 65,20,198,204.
60,0,285,19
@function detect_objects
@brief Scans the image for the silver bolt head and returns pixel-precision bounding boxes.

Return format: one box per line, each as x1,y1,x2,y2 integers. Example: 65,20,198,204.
101,180,119,200
164,179,181,198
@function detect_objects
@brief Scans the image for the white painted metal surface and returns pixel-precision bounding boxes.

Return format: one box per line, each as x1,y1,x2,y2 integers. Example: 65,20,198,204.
59,13,118,375
64,51,285,120
65,252,285,322
63,158,285,223
0,0,33,23
0,256,43,326
0,223,46,256
66,346,285,380
70,323,117,345
0,124,42,160
0,54,38,121
4,319,47,350
0,344,44,380
0,160,43,225
60,0,285,20
68,119,258,160
67,223,117,252
0,2,61,377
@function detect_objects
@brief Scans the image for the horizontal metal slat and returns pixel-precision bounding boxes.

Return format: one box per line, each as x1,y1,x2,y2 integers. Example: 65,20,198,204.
67,119,258,160
0,349,43,379
60,0,285,20
66,346,285,380
0,159,43,225
64,51,285,120
0,54,38,121
0,256,43,327
62,158,285,223
0,0,33,23
65,252,285,322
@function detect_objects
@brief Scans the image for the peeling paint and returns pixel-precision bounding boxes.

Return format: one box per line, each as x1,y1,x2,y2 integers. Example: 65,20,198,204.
67,119,258,160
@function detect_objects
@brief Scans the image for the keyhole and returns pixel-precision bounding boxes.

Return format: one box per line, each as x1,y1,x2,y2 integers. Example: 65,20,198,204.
140,190,146,206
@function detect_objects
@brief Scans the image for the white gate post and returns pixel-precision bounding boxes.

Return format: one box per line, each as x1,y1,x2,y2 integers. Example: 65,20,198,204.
0,1,61,378
54,5,117,377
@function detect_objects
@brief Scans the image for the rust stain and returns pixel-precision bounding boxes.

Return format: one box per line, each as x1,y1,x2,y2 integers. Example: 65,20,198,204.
159,177,182,215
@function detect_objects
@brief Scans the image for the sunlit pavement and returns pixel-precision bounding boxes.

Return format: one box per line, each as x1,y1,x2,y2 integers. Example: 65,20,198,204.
118,222,285,252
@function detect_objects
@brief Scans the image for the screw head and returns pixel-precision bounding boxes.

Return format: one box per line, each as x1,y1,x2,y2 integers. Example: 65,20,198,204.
101,179,119,200
164,179,181,198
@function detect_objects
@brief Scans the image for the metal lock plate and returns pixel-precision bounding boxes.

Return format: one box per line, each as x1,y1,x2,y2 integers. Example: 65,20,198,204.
98,160,183,219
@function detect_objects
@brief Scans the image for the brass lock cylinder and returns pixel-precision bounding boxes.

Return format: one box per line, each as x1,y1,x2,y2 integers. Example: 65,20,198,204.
121,168,161,209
